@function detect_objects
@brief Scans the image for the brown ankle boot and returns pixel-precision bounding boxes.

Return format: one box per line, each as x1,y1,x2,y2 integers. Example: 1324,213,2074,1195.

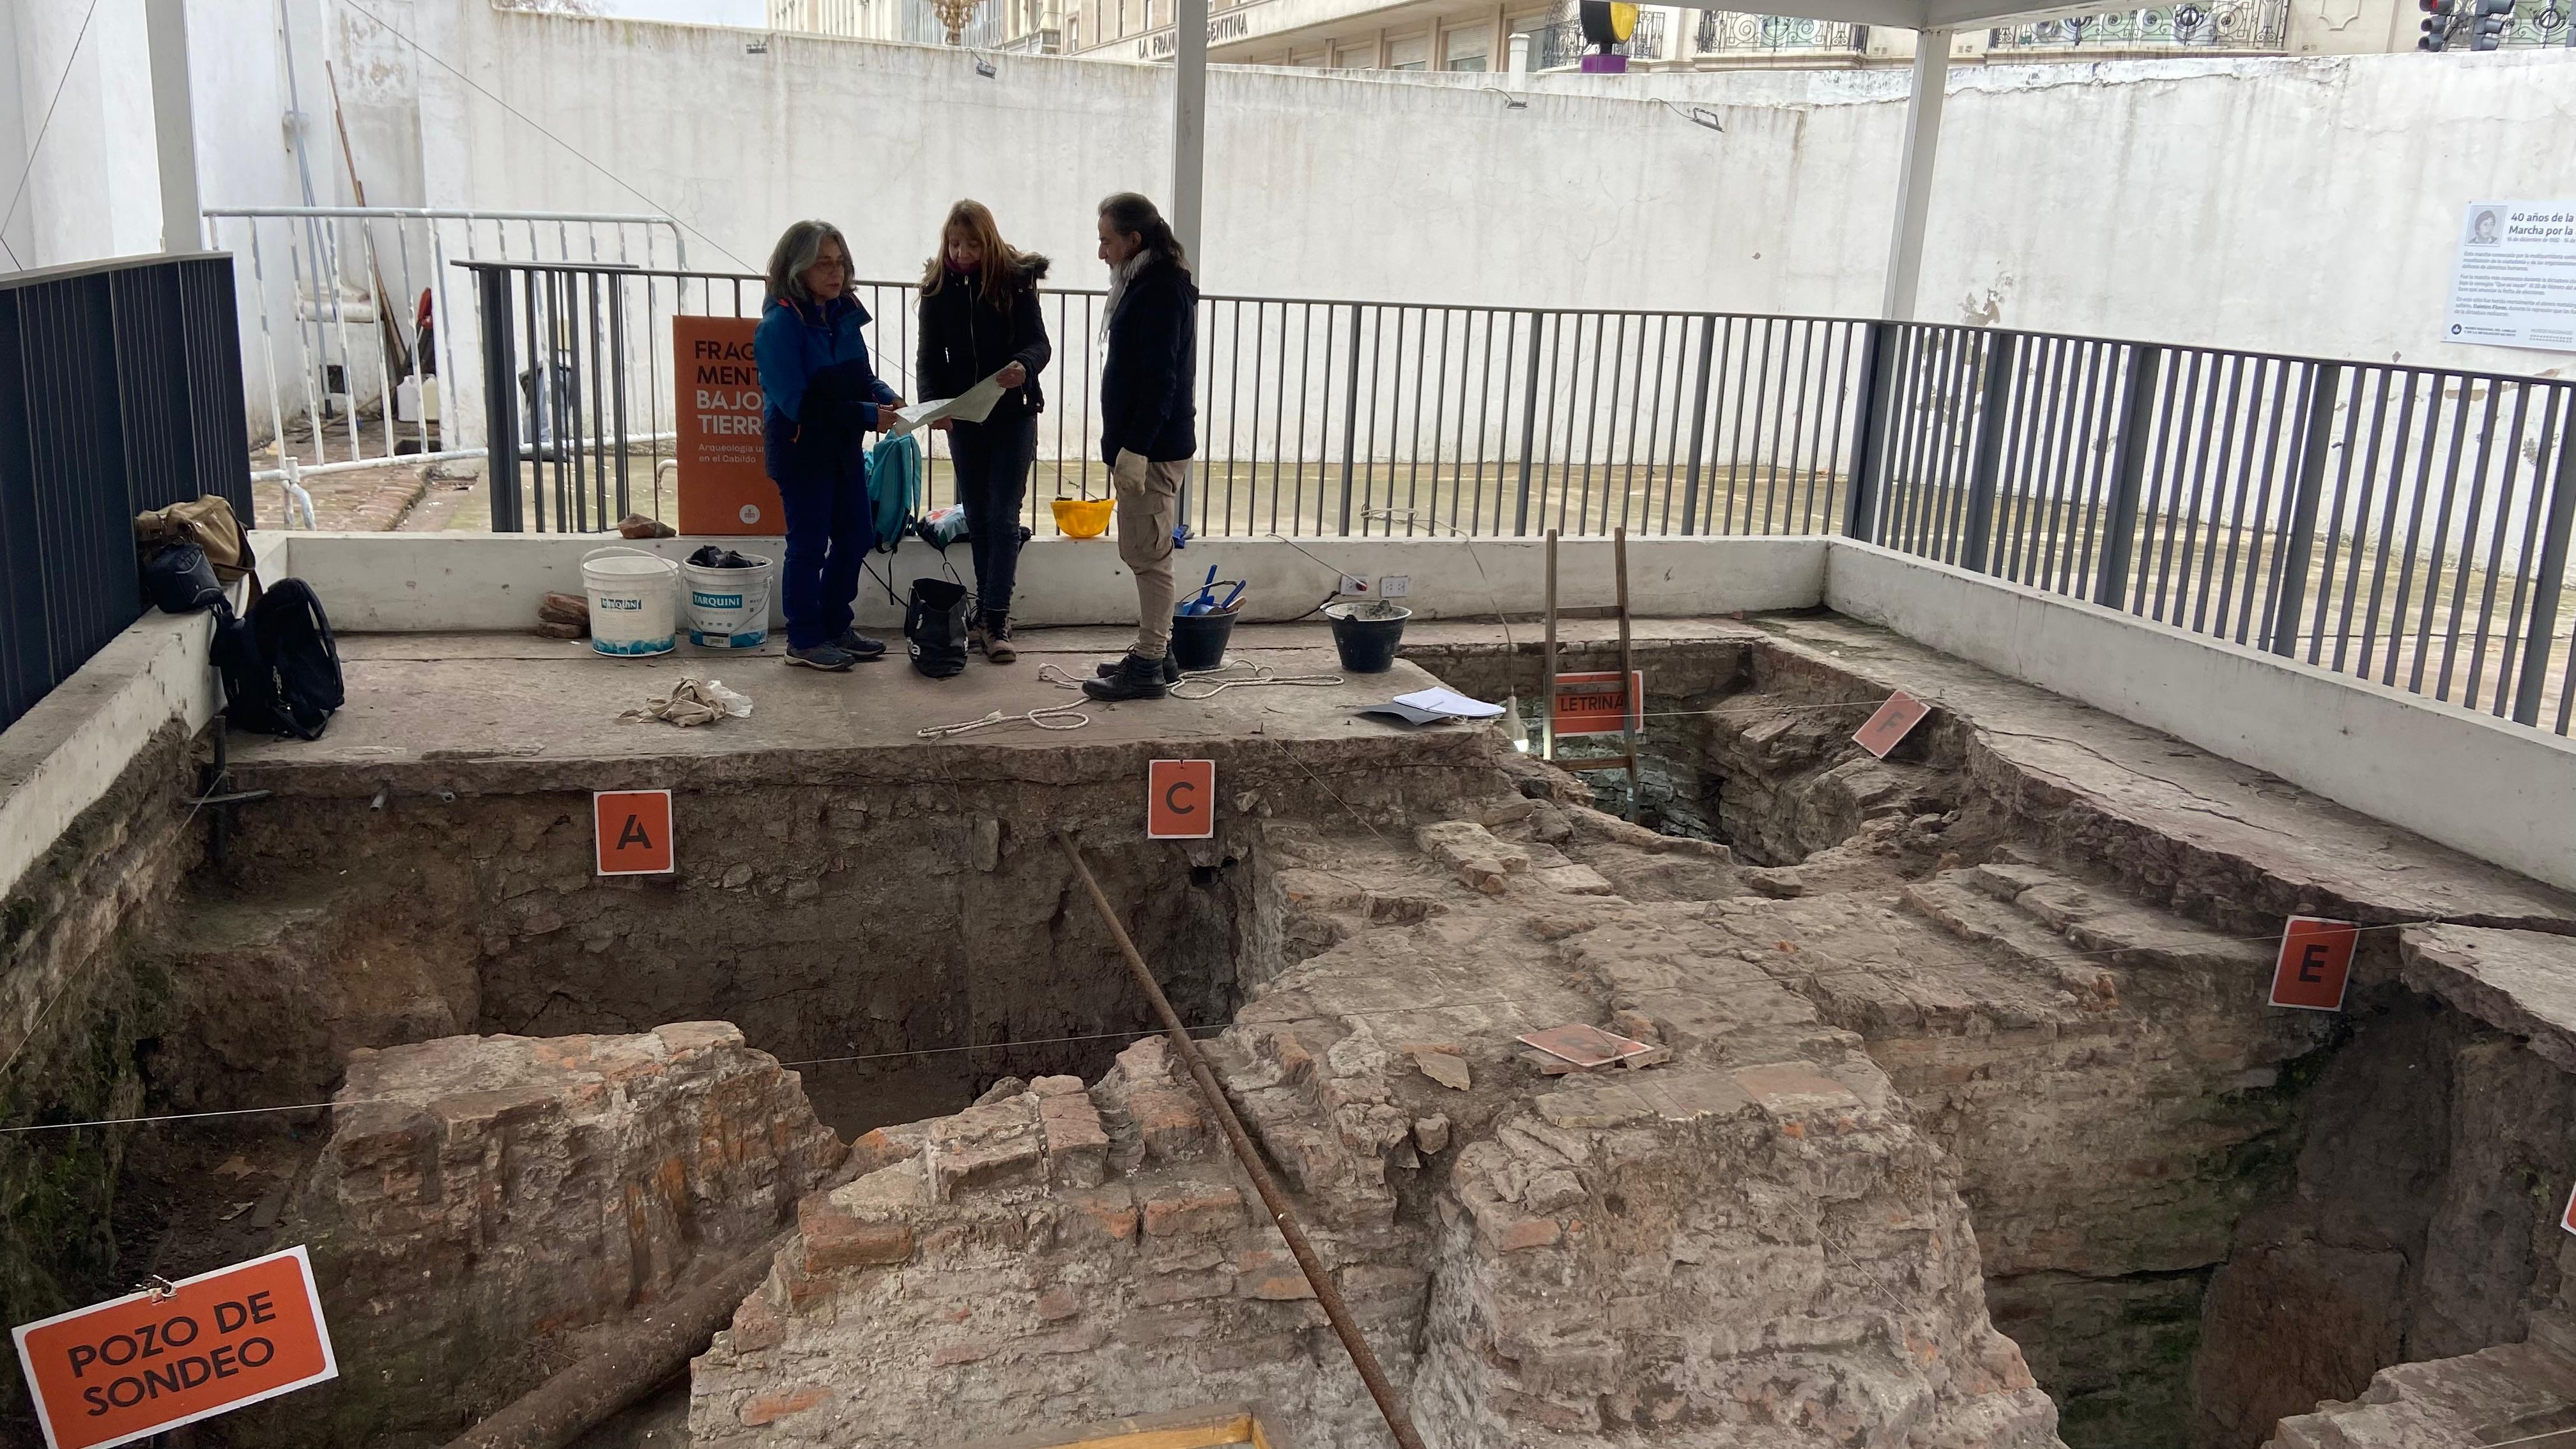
984,616,1017,664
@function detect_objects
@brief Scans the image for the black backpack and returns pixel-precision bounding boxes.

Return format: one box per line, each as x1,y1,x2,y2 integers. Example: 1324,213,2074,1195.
141,543,225,615
215,579,344,740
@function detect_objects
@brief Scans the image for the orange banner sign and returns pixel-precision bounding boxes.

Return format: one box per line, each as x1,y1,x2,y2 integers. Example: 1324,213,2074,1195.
673,315,774,536
13,1246,337,1449
1551,670,1644,737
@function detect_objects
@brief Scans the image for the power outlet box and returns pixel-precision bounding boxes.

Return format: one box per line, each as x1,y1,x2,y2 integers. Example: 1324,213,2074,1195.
1338,574,1372,596
1379,575,1411,598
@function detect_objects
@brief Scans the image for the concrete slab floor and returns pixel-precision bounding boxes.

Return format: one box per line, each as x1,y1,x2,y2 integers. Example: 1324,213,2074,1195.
227,625,1473,775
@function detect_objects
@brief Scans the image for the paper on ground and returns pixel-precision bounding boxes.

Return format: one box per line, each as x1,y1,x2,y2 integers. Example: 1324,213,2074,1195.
891,368,1011,436
1394,687,1503,719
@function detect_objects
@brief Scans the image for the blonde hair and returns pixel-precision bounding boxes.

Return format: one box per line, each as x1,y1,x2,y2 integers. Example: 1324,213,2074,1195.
920,199,1026,311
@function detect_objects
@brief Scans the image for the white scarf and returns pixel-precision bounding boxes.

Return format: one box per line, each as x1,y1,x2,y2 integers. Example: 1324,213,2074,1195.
1105,250,1151,321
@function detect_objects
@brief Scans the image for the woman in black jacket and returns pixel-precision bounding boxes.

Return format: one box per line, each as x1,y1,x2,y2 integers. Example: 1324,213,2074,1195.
1082,192,1199,703
917,200,1051,664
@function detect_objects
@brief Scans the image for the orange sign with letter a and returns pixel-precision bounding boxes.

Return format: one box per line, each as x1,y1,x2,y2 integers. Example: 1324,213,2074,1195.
1552,670,1644,737
595,790,675,875
2269,916,2358,1011
1147,760,1216,839
13,1245,337,1449
673,314,774,536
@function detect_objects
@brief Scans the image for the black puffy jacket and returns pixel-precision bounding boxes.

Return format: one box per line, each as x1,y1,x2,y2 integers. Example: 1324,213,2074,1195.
916,255,1052,425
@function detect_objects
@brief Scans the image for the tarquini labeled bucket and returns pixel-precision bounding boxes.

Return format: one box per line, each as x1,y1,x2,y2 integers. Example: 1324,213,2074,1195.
683,553,774,648
581,546,680,657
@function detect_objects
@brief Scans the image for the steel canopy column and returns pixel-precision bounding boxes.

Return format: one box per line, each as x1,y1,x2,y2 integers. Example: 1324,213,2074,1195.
147,0,202,252
1172,0,1209,269
1881,27,1951,322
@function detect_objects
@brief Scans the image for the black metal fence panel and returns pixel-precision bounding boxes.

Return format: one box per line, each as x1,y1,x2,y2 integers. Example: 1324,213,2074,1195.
0,253,252,734
461,259,2574,737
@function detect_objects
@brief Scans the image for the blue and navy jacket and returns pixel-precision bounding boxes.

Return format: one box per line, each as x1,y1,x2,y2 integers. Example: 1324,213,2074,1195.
755,293,898,484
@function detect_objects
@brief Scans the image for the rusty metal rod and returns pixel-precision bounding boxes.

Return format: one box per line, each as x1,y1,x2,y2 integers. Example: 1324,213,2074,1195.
1054,831,1429,1449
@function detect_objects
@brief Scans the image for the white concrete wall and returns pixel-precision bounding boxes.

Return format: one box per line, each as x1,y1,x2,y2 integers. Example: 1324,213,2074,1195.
1823,539,2576,894
0,609,223,903
0,0,166,268
396,8,2576,378
15,6,2576,440
252,529,1830,631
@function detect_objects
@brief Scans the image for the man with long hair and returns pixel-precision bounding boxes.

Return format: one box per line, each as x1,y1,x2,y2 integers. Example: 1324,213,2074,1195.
1084,192,1200,703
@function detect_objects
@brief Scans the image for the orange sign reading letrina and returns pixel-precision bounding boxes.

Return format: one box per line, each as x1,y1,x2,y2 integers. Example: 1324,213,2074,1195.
13,1246,337,1449
673,314,774,536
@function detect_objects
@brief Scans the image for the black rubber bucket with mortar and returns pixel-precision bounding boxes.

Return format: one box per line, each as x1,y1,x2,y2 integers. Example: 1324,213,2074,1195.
1324,601,1410,673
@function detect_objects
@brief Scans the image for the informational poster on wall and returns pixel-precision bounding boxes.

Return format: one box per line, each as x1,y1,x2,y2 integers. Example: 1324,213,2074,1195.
2443,201,2576,354
672,315,776,535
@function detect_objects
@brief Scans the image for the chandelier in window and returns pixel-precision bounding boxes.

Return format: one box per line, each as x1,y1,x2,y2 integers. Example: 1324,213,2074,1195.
933,0,980,41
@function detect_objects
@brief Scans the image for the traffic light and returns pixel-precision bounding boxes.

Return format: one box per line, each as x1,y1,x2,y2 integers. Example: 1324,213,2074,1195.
2471,0,2515,49
1578,0,1639,48
2418,0,2457,49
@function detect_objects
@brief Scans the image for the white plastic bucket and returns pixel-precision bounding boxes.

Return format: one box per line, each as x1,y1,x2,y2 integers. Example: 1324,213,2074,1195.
581,546,678,657
683,554,775,649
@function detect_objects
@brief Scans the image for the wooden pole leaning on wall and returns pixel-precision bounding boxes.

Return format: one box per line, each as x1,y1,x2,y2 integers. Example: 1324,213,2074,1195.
1543,528,1560,761
1054,831,1429,1449
1615,524,1641,822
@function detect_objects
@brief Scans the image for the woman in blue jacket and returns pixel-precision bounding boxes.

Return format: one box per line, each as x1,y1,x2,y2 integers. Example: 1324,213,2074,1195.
755,220,903,671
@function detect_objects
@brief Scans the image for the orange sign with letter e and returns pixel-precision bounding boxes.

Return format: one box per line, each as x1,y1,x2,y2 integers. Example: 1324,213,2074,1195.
1853,691,1931,760
595,790,675,875
1147,760,1216,839
1552,670,1644,737
2269,916,2358,1011
673,314,774,536
13,1245,337,1449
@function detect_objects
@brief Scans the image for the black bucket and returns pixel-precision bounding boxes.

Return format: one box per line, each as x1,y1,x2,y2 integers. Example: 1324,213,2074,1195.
1169,607,1238,673
1325,602,1410,674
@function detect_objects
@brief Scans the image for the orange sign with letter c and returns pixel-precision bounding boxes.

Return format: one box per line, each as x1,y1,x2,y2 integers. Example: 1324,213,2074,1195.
1147,760,1216,840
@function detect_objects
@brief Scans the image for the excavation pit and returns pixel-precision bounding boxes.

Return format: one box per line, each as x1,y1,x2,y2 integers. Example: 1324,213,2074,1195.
24,613,2576,1449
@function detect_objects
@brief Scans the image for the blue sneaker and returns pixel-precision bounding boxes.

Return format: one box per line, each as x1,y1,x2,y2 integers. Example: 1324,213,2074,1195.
833,629,889,661
785,643,857,671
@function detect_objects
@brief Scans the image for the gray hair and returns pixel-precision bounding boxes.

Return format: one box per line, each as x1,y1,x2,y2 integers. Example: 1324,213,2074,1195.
765,220,853,306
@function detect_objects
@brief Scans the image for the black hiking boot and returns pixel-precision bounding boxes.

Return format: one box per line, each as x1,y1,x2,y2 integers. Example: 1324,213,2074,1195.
1095,654,1181,684
1082,653,1170,702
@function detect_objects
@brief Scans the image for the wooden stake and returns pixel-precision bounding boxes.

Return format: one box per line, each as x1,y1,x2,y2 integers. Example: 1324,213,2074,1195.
1543,528,1559,761
1615,524,1640,822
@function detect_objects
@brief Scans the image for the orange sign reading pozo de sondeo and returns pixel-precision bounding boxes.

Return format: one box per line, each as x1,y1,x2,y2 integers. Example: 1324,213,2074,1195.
673,314,774,537
13,1246,337,1449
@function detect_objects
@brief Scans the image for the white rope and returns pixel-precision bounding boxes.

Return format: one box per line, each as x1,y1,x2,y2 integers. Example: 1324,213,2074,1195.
1170,661,1346,700
916,703,1092,739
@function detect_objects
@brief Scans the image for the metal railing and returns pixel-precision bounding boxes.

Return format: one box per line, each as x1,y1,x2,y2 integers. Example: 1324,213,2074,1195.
1694,12,1866,55
2497,0,2574,45
1848,323,2575,733
201,206,685,525
1536,9,1667,67
1988,0,2290,49
459,259,2576,735
0,253,253,735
